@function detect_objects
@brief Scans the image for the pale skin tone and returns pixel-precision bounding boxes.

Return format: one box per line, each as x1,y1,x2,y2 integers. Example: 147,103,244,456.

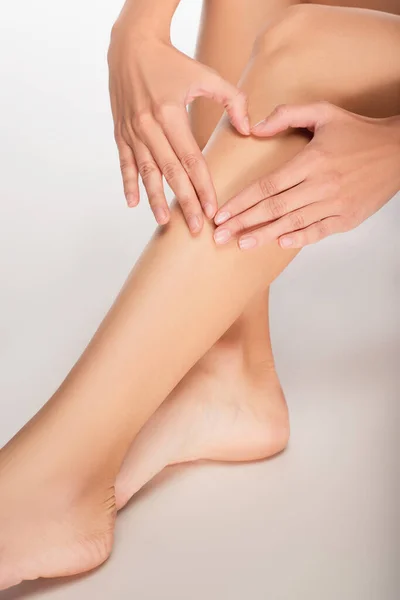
1,2,400,592
116,0,400,502
216,103,400,249
108,0,250,230
109,0,400,475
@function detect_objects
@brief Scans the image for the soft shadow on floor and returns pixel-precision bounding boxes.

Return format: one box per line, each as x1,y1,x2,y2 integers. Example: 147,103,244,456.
0,464,200,599
2,456,289,599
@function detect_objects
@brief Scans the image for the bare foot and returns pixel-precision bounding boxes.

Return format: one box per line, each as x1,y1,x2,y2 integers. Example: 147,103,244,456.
0,453,117,591
116,339,289,510
0,337,287,590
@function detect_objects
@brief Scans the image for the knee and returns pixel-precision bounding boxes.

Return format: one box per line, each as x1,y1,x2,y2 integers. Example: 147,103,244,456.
253,4,324,58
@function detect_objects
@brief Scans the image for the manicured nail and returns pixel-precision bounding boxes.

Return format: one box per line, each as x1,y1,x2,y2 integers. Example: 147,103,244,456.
214,211,231,225
188,215,201,233
126,193,138,207
214,229,231,245
239,236,257,250
280,237,294,248
155,207,169,225
204,203,215,219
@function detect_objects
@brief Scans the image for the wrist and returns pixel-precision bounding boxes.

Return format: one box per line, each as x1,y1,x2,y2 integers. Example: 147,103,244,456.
112,1,176,44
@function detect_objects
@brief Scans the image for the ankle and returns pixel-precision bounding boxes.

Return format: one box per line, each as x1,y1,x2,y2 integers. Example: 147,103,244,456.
206,330,277,380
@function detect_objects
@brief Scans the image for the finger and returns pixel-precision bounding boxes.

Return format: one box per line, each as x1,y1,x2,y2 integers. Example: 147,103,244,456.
214,185,322,244
214,150,311,225
139,118,203,233
158,105,217,219
249,202,337,246
116,138,139,207
194,74,250,136
252,101,337,137
237,215,342,251
131,136,170,225
278,217,344,249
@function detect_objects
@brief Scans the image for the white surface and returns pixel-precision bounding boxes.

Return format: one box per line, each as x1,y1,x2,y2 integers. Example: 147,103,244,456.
0,1,399,598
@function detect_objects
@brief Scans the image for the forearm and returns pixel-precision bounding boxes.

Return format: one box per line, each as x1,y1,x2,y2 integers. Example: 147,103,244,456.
113,0,181,41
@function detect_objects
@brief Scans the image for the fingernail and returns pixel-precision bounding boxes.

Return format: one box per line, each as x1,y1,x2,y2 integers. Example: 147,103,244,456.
239,236,257,250
188,215,201,233
155,207,169,225
126,193,138,207
204,203,215,219
252,119,267,131
214,211,231,225
243,116,251,135
214,229,231,245
280,237,293,248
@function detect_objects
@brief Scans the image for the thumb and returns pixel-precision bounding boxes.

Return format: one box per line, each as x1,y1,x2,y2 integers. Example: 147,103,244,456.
251,101,335,137
193,73,250,136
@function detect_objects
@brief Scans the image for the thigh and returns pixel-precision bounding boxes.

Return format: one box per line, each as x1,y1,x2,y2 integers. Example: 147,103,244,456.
191,0,400,147
190,0,293,147
250,5,400,121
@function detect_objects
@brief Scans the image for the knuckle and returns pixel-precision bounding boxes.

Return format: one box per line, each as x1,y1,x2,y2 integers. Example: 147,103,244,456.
196,187,208,201
265,195,285,219
119,157,131,171
232,214,247,232
132,110,152,132
226,89,247,110
148,195,165,209
317,221,328,238
290,211,305,231
138,160,158,180
259,177,278,200
181,153,200,172
179,195,195,211
161,161,179,182
273,103,289,118
153,102,177,124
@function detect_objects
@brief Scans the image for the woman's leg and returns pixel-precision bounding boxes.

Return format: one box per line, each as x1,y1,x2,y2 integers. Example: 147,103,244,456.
1,4,400,590
114,0,295,507
115,0,400,504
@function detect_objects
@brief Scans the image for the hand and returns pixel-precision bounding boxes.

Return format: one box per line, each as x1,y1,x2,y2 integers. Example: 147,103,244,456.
213,102,400,249
108,28,249,233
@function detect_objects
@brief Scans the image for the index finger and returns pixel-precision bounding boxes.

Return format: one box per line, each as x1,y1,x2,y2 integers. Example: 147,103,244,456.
214,148,311,225
159,105,217,219
116,136,140,207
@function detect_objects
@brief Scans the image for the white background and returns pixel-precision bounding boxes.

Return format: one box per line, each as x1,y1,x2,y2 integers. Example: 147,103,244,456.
0,1,399,598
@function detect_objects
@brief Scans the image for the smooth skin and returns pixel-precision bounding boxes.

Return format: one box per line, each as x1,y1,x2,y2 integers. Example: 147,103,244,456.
115,0,400,502
118,0,400,503
1,3,400,592
109,0,400,470
216,75,400,251
108,0,250,231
